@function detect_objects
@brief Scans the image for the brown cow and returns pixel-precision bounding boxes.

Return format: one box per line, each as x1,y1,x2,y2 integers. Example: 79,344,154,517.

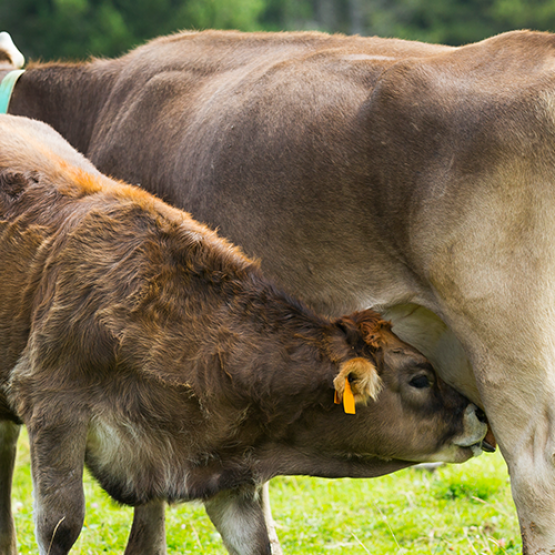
1,29,550,553
0,115,487,555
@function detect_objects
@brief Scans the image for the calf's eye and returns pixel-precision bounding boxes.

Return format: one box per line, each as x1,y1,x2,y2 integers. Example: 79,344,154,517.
409,375,430,389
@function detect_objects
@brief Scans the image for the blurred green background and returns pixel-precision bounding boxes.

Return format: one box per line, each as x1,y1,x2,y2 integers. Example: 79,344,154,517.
1,0,554,61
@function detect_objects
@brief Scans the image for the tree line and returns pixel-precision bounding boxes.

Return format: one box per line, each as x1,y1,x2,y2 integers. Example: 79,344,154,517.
1,0,554,61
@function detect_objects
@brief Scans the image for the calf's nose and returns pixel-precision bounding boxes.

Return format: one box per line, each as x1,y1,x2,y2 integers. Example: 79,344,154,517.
455,404,488,449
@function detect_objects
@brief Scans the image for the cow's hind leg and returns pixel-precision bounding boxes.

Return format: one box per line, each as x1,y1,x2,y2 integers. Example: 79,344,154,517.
124,500,167,555
0,421,19,555
204,484,274,555
27,412,88,555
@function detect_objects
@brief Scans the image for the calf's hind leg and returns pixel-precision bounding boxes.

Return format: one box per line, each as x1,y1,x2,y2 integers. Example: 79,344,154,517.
125,500,167,555
0,421,19,555
124,486,282,555
204,484,274,555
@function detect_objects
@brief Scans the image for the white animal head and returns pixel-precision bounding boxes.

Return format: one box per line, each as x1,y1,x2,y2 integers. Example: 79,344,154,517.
0,32,24,69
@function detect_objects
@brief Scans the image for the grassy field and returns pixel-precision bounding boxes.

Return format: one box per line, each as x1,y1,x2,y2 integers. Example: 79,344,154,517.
11,431,520,554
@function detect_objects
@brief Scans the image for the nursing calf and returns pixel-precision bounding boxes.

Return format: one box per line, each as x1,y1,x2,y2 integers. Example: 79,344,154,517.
0,115,486,555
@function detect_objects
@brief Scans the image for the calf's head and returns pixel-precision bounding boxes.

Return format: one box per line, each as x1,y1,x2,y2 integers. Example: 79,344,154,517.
324,310,488,464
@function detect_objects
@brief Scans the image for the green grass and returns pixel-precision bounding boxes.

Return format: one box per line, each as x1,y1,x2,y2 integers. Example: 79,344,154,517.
11,430,520,554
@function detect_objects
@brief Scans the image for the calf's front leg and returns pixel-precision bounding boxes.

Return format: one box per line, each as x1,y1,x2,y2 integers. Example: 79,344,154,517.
0,421,19,555
27,412,88,555
204,484,274,555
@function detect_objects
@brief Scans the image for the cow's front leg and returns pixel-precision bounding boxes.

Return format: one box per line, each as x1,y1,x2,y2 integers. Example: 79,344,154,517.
482,377,555,554
204,484,273,555
27,412,88,555
474,360,555,554
0,421,20,555
124,500,167,555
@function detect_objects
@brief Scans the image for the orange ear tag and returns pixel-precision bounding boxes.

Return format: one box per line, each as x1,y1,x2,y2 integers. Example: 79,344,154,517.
343,378,356,415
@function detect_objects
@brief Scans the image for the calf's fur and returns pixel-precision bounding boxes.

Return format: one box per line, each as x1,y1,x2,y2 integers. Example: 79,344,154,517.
0,115,486,555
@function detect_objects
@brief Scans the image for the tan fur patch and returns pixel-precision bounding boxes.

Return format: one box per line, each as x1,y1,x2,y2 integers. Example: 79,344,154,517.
333,357,383,404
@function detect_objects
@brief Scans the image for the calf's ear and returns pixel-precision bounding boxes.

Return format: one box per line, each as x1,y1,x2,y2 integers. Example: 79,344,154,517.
333,357,383,407
336,310,392,351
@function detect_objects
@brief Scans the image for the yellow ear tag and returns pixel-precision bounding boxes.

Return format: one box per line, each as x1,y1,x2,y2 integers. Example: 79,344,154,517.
343,378,356,415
